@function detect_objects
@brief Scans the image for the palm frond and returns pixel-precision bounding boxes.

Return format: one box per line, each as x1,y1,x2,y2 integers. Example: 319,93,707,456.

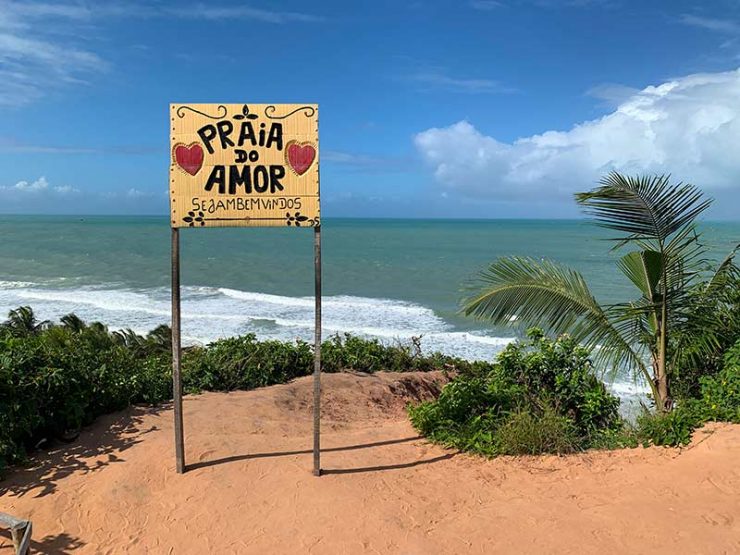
575,173,711,247
462,256,650,383
2,306,50,335
617,250,662,300
705,244,740,294
60,313,87,333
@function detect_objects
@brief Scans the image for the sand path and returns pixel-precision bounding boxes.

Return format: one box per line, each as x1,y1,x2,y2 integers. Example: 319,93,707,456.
1,371,739,554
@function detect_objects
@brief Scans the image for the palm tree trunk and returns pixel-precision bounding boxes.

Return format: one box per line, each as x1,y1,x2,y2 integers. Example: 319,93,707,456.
655,291,670,412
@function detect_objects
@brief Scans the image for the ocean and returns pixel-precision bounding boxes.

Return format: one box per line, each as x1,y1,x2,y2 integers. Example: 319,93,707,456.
1,216,738,402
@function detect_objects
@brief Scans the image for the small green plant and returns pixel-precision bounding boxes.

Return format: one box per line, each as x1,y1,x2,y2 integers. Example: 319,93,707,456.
634,408,699,447
679,341,740,424
496,406,578,455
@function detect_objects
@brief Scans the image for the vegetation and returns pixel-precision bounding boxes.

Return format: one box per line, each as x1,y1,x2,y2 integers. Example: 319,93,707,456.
416,173,740,458
409,330,740,456
0,307,471,475
463,173,739,412
409,330,622,456
647,338,740,445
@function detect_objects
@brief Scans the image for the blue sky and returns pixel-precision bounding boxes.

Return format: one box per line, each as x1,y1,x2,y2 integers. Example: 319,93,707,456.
1,0,740,218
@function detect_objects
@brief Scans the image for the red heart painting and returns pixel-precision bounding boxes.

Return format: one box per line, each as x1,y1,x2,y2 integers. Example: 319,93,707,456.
286,141,317,176
173,142,204,176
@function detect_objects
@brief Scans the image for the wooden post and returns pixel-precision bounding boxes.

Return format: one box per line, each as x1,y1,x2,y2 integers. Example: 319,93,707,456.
172,227,185,474
313,225,322,476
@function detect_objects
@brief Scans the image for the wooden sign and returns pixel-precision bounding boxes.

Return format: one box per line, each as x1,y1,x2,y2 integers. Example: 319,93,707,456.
169,103,319,228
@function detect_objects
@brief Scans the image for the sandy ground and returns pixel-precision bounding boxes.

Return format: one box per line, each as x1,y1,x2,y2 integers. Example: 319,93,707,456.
1,370,739,554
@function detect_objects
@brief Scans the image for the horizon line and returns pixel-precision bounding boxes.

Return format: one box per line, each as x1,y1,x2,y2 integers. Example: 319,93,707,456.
0,214,739,223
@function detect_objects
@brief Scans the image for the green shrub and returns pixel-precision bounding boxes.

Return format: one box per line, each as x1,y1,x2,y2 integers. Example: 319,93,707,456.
182,335,314,392
633,409,699,447
697,340,740,422
3,304,737,476
408,329,622,456
670,272,740,401
321,333,466,374
677,341,740,425
496,406,577,455
632,342,740,447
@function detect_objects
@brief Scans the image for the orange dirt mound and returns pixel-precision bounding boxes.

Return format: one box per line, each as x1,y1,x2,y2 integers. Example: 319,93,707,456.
271,370,450,424
2,370,739,554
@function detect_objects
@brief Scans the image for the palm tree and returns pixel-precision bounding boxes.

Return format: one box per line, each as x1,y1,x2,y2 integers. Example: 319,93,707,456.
463,173,738,412
1,306,50,336
60,313,88,332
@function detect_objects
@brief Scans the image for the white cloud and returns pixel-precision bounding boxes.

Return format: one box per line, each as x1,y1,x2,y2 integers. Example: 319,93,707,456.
0,176,79,194
0,2,322,107
415,69,740,200
680,14,740,34
125,188,157,198
409,71,515,94
585,83,641,108
470,1,502,10
160,5,323,23
0,1,105,106
12,176,50,192
53,184,79,194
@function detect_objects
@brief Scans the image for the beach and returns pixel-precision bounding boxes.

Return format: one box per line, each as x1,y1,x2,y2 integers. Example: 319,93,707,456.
2,371,739,554
4,3,740,554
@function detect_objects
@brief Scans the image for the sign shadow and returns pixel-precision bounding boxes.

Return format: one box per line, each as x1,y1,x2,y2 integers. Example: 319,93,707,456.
186,436,455,475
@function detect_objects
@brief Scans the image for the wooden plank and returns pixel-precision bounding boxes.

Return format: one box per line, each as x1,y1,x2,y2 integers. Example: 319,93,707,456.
313,225,322,476
171,228,185,474
170,103,319,228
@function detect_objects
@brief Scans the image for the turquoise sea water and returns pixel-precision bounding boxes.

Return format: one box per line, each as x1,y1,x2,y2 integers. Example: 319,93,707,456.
1,216,738,398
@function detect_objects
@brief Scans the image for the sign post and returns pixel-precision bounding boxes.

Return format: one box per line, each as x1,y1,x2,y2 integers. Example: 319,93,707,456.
171,227,184,474
169,103,321,475
313,225,321,476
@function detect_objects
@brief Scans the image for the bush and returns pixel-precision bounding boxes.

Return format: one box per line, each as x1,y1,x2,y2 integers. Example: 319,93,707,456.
694,340,740,423
632,340,740,447
634,409,699,447
321,333,465,374
0,314,179,474
408,329,622,456
496,406,578,455
670,273,740,400
182,335,314,392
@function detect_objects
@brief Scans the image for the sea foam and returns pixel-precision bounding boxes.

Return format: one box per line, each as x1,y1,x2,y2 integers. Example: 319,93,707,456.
0,283,512,361
0,282,646,405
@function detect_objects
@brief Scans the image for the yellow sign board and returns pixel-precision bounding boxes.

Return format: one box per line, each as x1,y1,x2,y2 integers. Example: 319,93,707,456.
169,103,319,228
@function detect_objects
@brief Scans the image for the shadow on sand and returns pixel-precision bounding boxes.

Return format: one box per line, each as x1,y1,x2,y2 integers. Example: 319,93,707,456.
0,405,165,499
187,435,457,475
1,530,85,554
321,453,456,475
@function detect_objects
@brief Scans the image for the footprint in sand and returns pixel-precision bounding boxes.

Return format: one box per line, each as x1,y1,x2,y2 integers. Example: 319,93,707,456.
701,512,734,526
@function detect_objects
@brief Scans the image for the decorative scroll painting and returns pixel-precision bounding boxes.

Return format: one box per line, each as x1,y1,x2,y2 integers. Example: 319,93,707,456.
169,104,319,228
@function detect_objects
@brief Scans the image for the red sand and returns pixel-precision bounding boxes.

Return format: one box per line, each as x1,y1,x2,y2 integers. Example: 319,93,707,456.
2,371,739,554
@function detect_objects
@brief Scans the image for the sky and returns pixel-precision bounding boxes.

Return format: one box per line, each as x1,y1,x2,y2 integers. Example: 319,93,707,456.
1,0,740,219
